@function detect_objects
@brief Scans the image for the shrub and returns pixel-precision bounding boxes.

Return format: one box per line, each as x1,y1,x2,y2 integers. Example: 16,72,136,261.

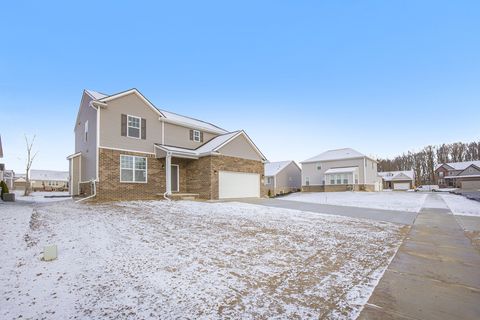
0,180,9,200
267,189,272,197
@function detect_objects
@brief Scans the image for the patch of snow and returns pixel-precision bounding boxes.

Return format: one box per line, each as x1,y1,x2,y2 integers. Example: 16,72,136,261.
0,200,406,319
282,191,427,213
13,190,71,203
440,194,480,217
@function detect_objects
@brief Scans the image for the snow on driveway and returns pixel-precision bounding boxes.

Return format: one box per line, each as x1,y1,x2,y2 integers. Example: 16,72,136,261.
281,191,427,212
0,200,407,319
440,194,480,217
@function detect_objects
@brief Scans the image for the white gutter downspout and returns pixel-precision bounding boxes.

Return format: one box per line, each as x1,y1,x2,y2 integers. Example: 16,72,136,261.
75,179,96,203
163,152,172,200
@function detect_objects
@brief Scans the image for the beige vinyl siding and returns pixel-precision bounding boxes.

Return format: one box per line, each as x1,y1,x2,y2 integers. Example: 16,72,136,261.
75,93,97,181
217,134,263,161
164,122,216,149
99,93,163,153
364,158,378,185
274,162,301,193
70,156,81,195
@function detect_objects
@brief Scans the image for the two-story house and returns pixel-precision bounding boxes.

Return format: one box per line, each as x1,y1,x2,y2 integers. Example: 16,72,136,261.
67,89,267,201
435,161,480,190
301,148,380,192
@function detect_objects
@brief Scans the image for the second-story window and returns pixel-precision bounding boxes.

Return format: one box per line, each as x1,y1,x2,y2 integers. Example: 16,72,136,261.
128,115,141,138
193,130,201,142
84,120,88,142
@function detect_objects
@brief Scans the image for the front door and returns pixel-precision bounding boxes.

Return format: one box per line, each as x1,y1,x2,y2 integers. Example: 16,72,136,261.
171,165,179,192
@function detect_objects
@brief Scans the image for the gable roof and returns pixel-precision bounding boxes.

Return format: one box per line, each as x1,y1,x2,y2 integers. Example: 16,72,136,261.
302,148,375,163
86,88,227,134
436,161,480,171
265,161,299,176
155,130,267,161
378,170,415,181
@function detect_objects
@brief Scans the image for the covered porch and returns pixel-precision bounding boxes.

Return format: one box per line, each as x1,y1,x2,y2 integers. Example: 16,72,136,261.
154,144,202,199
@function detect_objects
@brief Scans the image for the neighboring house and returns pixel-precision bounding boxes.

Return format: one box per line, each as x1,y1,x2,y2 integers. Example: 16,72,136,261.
435,161,480,190
378,170,415,190
301,148,380,192
3,170,15,190
67,88,267,201
0,134,4,183
264,161,301,196
14,170,69,191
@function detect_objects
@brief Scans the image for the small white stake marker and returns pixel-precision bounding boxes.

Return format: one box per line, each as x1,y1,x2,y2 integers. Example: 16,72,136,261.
43,245,58,261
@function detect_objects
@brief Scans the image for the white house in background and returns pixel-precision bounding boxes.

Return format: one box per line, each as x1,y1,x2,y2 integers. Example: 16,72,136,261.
301,148,380,192
264,161,301,196
378,170,415,190
15,170,69,191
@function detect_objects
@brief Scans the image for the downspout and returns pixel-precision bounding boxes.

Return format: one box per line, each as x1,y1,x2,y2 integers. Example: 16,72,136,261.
163,152,172,201
75,179,96,203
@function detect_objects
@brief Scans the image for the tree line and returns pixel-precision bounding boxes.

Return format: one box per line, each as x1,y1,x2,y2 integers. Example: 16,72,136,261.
377,141,480,185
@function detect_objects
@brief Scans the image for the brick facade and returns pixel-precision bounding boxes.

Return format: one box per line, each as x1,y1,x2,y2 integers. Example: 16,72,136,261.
95,148,265,201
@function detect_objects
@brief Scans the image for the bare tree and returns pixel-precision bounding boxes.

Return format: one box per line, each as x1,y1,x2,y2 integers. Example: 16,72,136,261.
24,135,38,196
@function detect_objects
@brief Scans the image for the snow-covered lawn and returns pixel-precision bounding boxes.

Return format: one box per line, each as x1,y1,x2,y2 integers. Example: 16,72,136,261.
13,190,71,203
0,200,407,319
440,194,480,217
281,191,428,212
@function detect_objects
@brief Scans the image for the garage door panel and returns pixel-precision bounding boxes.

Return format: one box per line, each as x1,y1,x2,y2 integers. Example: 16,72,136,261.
461,180,480,190
393,182,410,190
219,171,260,199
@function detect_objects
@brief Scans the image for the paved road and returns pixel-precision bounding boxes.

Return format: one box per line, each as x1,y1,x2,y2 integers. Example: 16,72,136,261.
359,194,480,320
234,198,418,225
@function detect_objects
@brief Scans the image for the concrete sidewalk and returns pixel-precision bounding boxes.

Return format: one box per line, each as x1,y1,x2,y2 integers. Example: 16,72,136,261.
234,198,417,225
359,194,480,319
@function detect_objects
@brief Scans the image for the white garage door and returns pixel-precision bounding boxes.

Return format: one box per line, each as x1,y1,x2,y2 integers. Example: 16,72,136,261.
219,171,260,199
461,180,480,190
393,182,410,190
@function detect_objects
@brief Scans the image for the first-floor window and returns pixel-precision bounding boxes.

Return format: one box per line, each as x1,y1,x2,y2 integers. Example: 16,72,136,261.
120,155,147,182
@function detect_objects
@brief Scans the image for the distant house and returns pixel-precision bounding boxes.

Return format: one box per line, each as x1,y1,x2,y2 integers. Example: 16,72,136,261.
301,148,381,192
15,170,69,191
264,161,301,196
378,170,415,190
0,134,4,183
435,161,480,190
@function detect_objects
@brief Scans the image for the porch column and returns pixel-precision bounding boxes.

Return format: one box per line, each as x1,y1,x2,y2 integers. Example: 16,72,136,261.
166,152,172,195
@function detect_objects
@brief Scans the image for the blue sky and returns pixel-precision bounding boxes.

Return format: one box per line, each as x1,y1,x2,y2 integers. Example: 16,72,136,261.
1,1,479,173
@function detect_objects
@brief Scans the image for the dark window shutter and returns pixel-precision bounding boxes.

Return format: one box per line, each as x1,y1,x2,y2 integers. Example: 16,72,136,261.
121,114,127,136
189,129,193,140
141,118,146,139
200,132,204,142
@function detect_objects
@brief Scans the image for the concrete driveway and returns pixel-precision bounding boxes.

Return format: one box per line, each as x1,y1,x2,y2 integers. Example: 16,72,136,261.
236,198,418,225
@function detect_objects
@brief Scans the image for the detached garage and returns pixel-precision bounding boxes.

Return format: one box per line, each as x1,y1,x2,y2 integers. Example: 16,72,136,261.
219,171,260,199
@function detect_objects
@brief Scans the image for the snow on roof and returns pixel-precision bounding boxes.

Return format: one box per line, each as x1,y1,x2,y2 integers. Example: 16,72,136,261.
324,167,359,174
195,131,242,154
302,148,371,163
265,161,293,176
378,170,415,181
159,109,228,134
87,89,227,134
155,130,266,161
437,161,480,171
155,131,241,156
85,89,108,100
29,170,69,181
